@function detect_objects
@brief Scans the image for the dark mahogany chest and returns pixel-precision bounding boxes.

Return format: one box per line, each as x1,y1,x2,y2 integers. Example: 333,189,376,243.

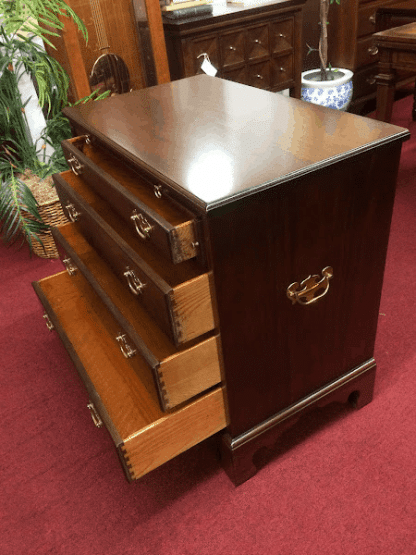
33,75,409,485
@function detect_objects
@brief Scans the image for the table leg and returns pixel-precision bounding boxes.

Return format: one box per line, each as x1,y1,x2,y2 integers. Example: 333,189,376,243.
375,70,396,122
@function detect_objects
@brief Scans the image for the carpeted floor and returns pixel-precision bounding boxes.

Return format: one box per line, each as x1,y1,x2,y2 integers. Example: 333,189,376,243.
1,95,415,555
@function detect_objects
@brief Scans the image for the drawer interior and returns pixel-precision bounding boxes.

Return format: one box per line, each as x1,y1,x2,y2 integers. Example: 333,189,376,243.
33,270,228,480
55,173,216,345
59,170,204,287
69,137,192,226
53,223,222,410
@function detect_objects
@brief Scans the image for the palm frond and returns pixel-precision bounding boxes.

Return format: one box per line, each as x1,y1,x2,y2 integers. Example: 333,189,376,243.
0,0,87,44
0,172,48,247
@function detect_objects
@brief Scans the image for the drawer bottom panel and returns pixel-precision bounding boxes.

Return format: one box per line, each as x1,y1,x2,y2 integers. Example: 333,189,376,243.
33,271,228,481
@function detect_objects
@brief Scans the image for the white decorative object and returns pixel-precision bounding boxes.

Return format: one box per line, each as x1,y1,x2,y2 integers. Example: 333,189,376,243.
14,35,55,163
301,68,354,111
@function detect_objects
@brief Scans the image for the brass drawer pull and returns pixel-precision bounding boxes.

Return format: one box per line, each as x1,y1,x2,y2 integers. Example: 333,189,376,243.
368,46,378,56
43,313,54,330
67,155,84,176
65,203,81,222
62,257,77,276
87,402,103,428
256,74,264,80
278,33,287,38
130,209,153,240
254,39,262,45
287,266,333,306
280,67,286,72
154,184,163,198
229,46,236,51
124,267,146,295
116,333,137,358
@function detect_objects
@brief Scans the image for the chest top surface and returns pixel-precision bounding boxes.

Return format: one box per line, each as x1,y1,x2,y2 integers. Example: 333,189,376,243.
64,75,409,210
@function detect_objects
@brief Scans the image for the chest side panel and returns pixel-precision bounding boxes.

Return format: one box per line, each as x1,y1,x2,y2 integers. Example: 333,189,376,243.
208,141,402,437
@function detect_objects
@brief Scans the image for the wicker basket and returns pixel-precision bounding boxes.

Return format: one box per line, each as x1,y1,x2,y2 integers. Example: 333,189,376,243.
21,170,68,258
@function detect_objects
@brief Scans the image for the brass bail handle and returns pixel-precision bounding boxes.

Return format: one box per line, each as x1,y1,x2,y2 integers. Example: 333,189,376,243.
63,257,77,276
287,266,333,306
123,267,146,295
43,313,55,330
67,155,84,176
87,402,103,428
130,210,153,240
65,203,81,223
116,333,137,359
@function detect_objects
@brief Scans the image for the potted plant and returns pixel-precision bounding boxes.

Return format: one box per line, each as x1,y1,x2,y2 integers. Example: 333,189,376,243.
301,0,353,111
0,0,88,253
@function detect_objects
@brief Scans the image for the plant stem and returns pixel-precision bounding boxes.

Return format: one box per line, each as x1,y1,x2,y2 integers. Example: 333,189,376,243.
319,0,330,81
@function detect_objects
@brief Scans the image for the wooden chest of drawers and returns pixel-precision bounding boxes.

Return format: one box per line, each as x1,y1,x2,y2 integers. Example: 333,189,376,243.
329,0,416,113
33,76,408,485
162,0,306,96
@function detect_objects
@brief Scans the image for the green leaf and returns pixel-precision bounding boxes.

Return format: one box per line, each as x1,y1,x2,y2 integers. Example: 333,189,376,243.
0,172,48,249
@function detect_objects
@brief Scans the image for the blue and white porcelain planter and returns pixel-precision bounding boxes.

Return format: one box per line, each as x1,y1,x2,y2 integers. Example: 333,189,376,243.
301,68,354,111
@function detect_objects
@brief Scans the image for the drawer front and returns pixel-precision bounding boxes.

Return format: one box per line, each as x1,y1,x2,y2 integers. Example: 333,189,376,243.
359,0,416,37
62,137,199,264
356,35,380,68
53,243,222,410
358,1,381,38
352,63,379,100
219,30,245,68
222,65,249,85
245,24,270,61
271,54,294,88
247,60,271,89
33,270,227,481
270,18,294,54
53,171,216,346
189,35,220,75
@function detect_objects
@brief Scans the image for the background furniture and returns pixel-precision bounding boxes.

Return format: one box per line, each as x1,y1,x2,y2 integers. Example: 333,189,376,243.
374,22,416,121
45,0,171,100
328,0,416,114
33,76,408,485
375,7,416,120
162,0,306,96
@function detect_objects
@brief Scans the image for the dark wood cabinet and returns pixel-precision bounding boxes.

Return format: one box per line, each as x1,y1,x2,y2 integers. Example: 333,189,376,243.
328,0,416,113
33,76,408,486
163,0,306,96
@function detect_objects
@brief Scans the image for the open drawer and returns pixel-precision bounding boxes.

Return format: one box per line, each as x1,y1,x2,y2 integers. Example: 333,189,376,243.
53,223,222,411
53,171,215,346
33,270,228,482
61,136,199,264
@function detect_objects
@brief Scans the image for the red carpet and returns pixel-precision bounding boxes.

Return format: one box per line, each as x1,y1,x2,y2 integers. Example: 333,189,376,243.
1,96,416,555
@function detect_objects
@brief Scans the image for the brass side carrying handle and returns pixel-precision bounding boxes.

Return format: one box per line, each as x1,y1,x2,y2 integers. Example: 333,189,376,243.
67,155,84,176
287,266,333,306
65,203,81,223
124,267,146,295
130,209,153,240
116,333,136,358
87,402,103,428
